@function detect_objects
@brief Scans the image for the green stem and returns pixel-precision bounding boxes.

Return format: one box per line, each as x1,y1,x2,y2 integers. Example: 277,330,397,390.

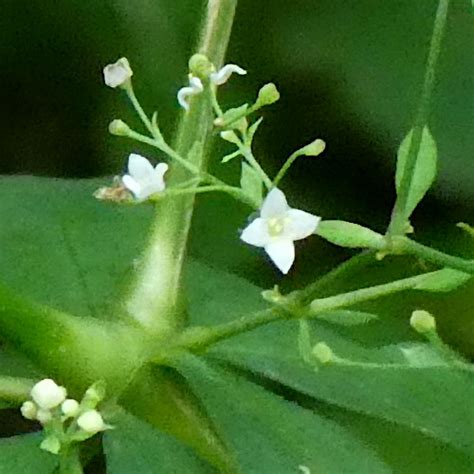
0,376,33,403
273,150,301,187
388,0,450,235
124,0,239,333
236,138,273,189
393,236,474,274
125,86,157,138
59,445,83,474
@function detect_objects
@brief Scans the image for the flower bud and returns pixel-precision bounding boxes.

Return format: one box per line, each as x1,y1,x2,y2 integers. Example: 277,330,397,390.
188,54,214,79
410,310,436,334
255,83,280,107
61,399,80,418
312,342,334,364
36,409,52,425
77,410,107,434
103,58,133,89
31,379,67,410
298,139,326,157
109,119,131,137
20,401,37,420
83,381,106,407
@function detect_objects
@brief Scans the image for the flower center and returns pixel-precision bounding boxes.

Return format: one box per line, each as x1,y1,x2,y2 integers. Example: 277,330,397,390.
267,217,286,237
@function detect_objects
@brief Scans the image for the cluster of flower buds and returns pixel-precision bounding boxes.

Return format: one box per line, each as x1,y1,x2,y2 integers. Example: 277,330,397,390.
21,378,111,455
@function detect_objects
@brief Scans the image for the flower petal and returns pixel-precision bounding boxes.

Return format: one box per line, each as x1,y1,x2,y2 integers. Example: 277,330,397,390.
121,175,142,198
264,239,295,274
260,188,289,219
177,76,204,110
128,154,155,180
210,64,247,86
154,162,169,178
285,209,321,240
240,218,270,247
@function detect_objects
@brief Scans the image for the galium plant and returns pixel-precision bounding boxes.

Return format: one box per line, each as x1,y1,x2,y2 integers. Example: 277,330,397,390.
1,0,473,472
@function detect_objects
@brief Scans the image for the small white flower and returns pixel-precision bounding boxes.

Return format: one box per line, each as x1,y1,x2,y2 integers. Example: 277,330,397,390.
20,401,37,420
77,409,107,434
103,57,133,88
241,188,320,274
177,75,204,111
61,399,80,418
31,379,67,410
210,64,247,86
122,153,168,201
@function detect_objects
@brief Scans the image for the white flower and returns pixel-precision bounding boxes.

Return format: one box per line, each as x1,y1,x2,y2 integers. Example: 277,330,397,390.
61,399,80,418
177,75,204,111
77,409,108,434
103,57,133,88
20,401,37,420
122,153,168,200
210,64,247,85
241,188,320,274
31,379,67,410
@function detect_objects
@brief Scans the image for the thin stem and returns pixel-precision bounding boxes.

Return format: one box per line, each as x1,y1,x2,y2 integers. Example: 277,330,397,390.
124,0,239,333
273,150,301,187
388,0,450,235
393,236,474,274
235,138,273,189
125,86,156,138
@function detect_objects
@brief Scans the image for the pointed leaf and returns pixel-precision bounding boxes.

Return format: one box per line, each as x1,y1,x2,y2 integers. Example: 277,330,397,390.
316,220,385,249
414,268,471,292
240,162,263,206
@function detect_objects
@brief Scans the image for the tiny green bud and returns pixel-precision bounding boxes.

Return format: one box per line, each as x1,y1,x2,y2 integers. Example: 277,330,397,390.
20,401,37,420
255,83,280,107
61,399,80,418
36,409,52,425
410,310,436,334
109,119,131,137
298,138,326,157
83,381,106,407
188,54,214,79
220,130,240,145
312,342,334,364
40,436,61,455
77,409,108,434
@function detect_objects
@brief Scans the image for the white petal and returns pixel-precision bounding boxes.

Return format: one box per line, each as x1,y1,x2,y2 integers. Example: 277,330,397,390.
240,218,270,247
264,240,295,274
260,188,289,219
128,154,155,180
285,209,321,240
210,64,247,86
177,77,203,110
189,76,204,92
121,175,141,197
103,58,132,88
154,162,169,179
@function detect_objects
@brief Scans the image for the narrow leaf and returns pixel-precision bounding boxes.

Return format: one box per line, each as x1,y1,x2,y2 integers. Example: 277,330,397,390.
240,162,263,206
316,220,385,249
396,126,437,217
316,310,379,326
414,268,471,292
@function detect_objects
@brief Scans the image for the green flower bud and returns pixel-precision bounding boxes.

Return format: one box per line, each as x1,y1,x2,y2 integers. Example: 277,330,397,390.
255,83,280,107
83,380,106,407
188,54,215,79
312,342,334,364
109,119,131,137
410,310,436,334
298,139,326,157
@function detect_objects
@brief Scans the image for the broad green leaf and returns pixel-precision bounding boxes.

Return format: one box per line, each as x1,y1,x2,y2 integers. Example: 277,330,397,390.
212,322,474,457
316,220,385,249
414,268,472,292
0,177,152,317
0,434,56,473
396,126,437,217
103,410,216,474
316,310,379,326
177,355,390,473
0,347,42,379
240,162,263,206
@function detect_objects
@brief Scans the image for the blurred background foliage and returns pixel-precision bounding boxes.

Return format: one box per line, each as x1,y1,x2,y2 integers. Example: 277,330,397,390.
1,0,473,353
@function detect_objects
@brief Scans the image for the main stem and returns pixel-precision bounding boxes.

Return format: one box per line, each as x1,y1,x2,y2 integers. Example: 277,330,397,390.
124,0,238,334
388,0,450,235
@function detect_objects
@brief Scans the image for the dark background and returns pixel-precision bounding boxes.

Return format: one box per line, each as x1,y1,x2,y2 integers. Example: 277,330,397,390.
1,0,473,351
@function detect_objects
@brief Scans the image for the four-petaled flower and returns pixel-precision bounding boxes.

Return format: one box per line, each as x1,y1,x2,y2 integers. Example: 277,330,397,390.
210,64,247,85
241,188,320,274
122,154,168,201
177,75,204,111
103,58,133,88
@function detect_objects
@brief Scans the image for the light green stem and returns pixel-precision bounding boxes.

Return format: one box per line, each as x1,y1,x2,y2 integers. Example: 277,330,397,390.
236,138,273,189
125,86,157,138
124,0,239,333
388,0,450,235
273,150,302,187
59,446,83,474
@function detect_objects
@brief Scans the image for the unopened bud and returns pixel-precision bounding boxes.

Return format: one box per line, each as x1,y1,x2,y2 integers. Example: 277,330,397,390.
36,409,52,425
109,119,131,136
255,83,280,107
31,379,67,410
83,381,106,407
20,401,37,420
77,410,107,434
188,54,214,79
298,139,326,157
61,399,80,418
312,342,334,364
410,310,436,334
103,57,133,89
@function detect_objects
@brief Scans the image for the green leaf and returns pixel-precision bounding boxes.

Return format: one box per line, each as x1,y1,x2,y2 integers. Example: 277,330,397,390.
316,310,379,326
220,150,241,163
215,104,248,129
240,162,263,206
177,355,390,473
103,410,216,474
414,268,472,292
396,126,437,217
245,117,263,145
316,220,385,249
0,434,56,473
0,177,152,317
